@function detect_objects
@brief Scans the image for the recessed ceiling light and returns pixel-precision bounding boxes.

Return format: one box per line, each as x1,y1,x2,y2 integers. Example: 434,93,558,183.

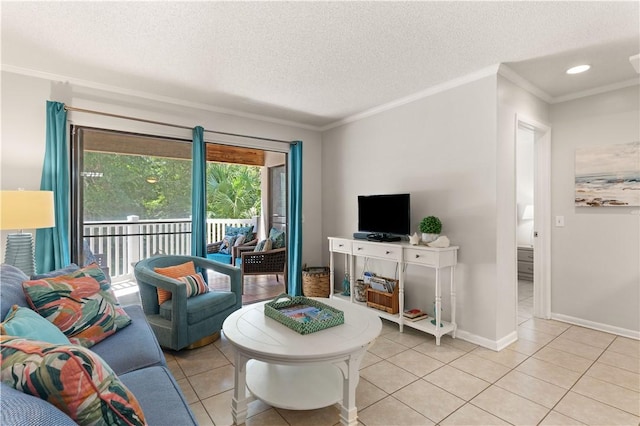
566,65,591,74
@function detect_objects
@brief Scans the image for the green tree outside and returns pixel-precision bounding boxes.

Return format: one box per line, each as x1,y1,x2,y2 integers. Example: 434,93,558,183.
83,152,261,221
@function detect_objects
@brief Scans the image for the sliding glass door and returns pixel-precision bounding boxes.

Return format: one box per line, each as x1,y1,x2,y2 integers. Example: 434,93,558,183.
71,126,193,281
71,126,284,287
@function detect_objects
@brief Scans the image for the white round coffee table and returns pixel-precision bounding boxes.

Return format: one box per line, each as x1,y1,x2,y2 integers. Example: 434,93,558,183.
222,297,382,426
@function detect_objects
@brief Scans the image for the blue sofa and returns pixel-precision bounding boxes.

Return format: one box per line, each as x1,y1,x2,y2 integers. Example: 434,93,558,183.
0,264,197,425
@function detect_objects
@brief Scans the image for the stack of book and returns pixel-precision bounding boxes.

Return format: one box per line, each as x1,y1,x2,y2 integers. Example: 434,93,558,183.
403,308,427,322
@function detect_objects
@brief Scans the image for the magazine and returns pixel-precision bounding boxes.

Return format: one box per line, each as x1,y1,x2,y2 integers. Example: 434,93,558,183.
277,304,335,323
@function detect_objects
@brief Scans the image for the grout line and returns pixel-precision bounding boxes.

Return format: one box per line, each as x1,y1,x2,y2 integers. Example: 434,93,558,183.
171,298,637,426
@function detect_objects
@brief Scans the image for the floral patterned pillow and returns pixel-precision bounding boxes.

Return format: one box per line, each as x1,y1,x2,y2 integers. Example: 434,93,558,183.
219,234,237,255
0,335,146,425
225,225,254,239
268,228,286,249
22,263,131,348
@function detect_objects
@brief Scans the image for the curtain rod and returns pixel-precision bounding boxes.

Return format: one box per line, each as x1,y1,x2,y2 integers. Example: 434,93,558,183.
63,105,295,144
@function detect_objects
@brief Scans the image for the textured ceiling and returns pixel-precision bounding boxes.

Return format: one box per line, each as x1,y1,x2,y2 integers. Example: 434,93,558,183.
2,1,639,129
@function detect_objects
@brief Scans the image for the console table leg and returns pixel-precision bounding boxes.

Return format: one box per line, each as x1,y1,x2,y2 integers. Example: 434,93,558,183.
232,352,249,425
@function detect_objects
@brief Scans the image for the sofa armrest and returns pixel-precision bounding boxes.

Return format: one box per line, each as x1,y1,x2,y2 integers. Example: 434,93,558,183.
206,241,222,254
1,384,76,426
133,267,189,317
233,243,257,260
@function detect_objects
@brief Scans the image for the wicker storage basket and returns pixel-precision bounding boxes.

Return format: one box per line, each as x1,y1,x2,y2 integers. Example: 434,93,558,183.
302,266,331,297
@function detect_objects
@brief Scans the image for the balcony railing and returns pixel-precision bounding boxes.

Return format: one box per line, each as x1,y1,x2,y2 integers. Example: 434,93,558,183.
83,216,257,283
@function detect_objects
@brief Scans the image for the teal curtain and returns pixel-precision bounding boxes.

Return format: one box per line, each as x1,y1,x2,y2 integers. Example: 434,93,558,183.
191,126,207,258
35,101,70,273
287,141,303,295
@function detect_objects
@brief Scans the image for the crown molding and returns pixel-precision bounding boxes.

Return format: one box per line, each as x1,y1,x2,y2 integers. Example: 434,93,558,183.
1,64,322,132
497,64,553,103
551,78,640,104
320,64,502,132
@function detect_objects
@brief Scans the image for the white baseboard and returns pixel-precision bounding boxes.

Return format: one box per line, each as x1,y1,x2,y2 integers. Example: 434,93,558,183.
551,313,640,340
454,314,640,351
455,329,518,351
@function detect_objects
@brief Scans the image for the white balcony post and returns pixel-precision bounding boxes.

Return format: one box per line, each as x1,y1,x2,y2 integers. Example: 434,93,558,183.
251,215,259,232
127,215,140,273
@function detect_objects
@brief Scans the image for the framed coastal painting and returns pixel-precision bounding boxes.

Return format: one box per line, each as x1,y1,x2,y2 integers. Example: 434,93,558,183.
575,141,640,207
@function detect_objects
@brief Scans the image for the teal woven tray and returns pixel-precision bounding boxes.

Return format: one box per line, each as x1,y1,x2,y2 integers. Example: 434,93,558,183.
264,293,344,335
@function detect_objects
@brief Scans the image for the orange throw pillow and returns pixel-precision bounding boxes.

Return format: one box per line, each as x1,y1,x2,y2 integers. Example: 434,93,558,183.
154,261,197,304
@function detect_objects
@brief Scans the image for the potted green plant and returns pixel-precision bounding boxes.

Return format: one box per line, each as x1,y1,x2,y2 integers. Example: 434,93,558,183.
419,216,442,243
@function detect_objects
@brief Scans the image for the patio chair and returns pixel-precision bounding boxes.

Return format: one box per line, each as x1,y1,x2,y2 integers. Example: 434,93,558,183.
239,247,287,294
134,255,242,351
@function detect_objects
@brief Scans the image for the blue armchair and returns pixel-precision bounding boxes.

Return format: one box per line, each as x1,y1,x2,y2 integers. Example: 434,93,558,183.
134,255,242,351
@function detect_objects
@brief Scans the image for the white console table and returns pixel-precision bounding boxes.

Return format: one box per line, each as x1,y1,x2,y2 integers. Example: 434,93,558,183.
328,237,459,345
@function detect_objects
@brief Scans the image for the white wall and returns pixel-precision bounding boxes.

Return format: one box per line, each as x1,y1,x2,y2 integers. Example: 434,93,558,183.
1,71,324,267
549,85,640,335
322,75,502,343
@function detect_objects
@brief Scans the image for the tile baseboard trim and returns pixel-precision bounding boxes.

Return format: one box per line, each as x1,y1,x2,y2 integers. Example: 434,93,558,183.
551,313,640,340
455,329,518,351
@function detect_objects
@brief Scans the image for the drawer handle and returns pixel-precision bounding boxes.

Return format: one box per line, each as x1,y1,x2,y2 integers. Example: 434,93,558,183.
386,251,391,254
338,244,344,247
415,254,420,258
357,247,363,251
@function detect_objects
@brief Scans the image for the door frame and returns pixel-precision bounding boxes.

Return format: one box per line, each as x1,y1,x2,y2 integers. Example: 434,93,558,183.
516,114,552,319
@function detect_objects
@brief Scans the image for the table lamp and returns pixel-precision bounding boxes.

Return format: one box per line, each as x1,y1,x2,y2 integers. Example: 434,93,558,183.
0,190,55,276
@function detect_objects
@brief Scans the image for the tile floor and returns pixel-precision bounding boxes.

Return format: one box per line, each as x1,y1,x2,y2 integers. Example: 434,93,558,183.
118,276,639,426
518,279,534,325
164,317,639,426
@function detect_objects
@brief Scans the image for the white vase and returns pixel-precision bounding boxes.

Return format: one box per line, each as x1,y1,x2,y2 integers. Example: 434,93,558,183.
421,233,439,243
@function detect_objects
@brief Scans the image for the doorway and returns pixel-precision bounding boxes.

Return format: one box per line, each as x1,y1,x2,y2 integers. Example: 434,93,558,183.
516,125,535,324
515,115,552,323
70,126,289,303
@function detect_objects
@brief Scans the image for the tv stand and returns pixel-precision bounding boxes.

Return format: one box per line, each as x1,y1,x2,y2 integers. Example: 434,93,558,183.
328,237,459,345
366,233,401,242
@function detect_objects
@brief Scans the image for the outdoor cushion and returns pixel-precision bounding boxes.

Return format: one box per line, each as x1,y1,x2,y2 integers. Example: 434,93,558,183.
219,234,237,254
225,225,254,239
207,252,233,264
269,227,286,249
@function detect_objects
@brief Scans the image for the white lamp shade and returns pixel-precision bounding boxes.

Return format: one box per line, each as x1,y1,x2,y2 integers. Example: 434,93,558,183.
0,190,55,230
522,204,534,220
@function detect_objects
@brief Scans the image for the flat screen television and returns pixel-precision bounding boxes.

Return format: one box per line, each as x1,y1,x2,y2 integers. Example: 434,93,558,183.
358,193,410,242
